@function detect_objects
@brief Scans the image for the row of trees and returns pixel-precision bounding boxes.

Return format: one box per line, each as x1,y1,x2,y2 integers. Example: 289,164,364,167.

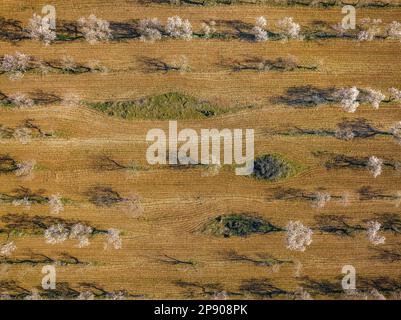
153,0,401,8
275,86,401,112
1,52,320,81
2,13,399,44
1,87,399,112
202,213,393,251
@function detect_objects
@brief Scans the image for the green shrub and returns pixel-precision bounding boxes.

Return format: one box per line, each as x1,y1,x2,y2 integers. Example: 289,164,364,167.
253,154,299,181
202,213,281,237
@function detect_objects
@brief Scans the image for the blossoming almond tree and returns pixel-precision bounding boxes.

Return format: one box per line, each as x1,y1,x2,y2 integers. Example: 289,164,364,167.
44,224,69,244
44,223,94,247
26,13,56,45
137,18,162,42
386,21,401,41
165,16,192,40
367,156,383,178
0,52,31,80
276,17,301,40
389,88,401,101
104,228,122,250
77,14,112,44
14,159,36,178
201,21,216,38
366,221,385,245
8,93,34,108
0,242,16,257
358,18,382,41
285,221,313,251
335,87,360,113
12,127,32,144
334,87,386,112
61,93,81,107
48,194,64,214
251,16,268,42
362,88,385,110
69,223,93,248
312,192,331,209
390,121,401,145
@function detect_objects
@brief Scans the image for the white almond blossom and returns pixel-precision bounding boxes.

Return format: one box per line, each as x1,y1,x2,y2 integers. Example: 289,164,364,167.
137,18,162,42
285,221,313,252
335,129,355,141
387,21,401,41
363,88,385,109
9,93,34,108
24,289,41,300
201,21,216,38
104,228,122,250
0,242,16,257
69,223,93,248
61,92,81,107
294,287,313,300
394,191,401,208
276,17,301,39
256,16,267,29
12,127,32,144
294,260,303,277
252,26,268,42
370,289,386,300
106,291,126,300
171,55,190,73
26,13,56,45
358,18,382,41
389,87,401,102
312,192,331,208
332,22,347,36
12,197,31,210
48,194,64,215
213,291,228,300
252,16,268,42
86,60,108,73
14,160,36,178
77,291,95,300
77,14,112,44
340,192,351,207
165,16,192,40
61,55,76,72
366,221,385,245
367,156,383,178
390,121,401,145
335,87,360,113
1,52,30,80
44,224,69,244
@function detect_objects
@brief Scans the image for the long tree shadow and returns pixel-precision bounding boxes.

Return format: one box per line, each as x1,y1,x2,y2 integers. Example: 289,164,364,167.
239,278,289,298
174,280,241,298
314,215,364,236
223,250,293,268
0,251,89,266
0,17,27,41
271,85,336,107
221,55,318,72
0,280,144,299
370,247,401,263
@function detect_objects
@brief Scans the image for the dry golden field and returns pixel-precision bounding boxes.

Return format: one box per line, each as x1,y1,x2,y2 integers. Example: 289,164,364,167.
0,0,401,299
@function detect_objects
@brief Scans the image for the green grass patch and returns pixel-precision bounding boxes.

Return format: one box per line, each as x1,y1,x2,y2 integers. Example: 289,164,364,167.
87,92,245,120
